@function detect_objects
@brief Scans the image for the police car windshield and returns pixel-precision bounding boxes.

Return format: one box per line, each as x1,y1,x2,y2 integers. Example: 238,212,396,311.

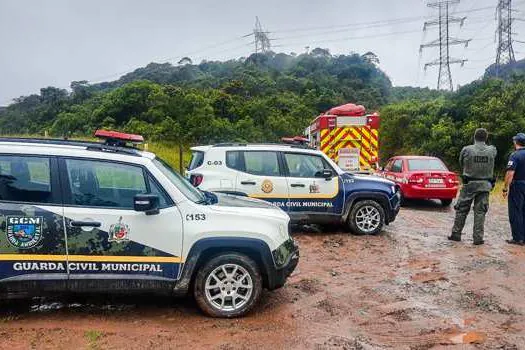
152,158,205,203
408,159,447,171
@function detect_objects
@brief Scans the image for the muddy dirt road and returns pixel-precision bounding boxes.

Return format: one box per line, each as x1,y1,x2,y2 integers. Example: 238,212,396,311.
0,199,524,349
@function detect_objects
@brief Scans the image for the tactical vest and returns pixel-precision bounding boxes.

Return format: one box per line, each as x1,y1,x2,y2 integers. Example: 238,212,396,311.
462,143,496,179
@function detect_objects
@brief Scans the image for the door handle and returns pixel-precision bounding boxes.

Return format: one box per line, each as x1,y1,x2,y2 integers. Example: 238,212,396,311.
70,221,101,228
291,183,305,188
240,181,256,185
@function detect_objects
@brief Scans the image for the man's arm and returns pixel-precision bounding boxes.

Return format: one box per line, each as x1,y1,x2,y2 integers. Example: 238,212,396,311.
503,170,514,199
459,147,467,170
503,153,517,199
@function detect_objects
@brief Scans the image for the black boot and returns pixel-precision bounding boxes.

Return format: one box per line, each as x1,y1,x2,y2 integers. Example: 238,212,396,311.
448,234,461,242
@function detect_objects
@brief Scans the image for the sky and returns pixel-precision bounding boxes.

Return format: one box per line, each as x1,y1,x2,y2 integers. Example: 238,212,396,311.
1,0,524,105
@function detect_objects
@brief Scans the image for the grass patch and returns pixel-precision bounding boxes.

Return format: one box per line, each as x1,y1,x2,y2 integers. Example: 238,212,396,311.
84,330,103,347
145,142,192,172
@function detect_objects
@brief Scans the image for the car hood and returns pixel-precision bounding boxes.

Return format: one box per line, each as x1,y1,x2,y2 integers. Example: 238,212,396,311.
205,192,289,221
211,192,278,209
343,172,395,186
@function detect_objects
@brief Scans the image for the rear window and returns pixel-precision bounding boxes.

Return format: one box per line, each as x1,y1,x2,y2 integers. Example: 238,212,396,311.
188,151,204,170
408,159,447,171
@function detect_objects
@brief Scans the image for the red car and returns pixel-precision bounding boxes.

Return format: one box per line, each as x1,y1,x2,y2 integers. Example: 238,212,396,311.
380,156,460,206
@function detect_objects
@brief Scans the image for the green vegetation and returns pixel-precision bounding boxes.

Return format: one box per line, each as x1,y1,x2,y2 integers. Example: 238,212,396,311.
1,50,524,172
84,329,103,349
0,51,391,147
382,77,525,172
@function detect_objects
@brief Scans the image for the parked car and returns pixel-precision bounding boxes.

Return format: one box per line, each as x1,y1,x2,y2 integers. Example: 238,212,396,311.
380,156,460,206
0,132,299,318
186,143,401,235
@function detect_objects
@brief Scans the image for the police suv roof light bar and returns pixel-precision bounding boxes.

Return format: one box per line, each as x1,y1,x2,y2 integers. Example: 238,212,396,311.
94,130,144,148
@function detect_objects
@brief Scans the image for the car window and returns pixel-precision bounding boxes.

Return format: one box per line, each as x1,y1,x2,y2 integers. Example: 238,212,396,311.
284,153,327,178
243,151,280,176
65,159,147,208
188,151,204,170
391,159,403,173
408,159,447,171
384,159,393,171
226,151,243,171
153,157,205,204
0,155,53,204
147,174,172,208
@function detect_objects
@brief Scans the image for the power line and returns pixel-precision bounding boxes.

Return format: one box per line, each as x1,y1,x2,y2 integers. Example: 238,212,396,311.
421,0,471,91
272,28,424,49
267,4,497,36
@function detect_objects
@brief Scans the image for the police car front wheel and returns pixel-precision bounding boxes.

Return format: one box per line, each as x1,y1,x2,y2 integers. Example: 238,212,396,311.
348,200,385,235
194,253,263,318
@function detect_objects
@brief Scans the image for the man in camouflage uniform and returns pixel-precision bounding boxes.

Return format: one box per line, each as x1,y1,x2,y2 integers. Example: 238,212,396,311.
449,128,497,245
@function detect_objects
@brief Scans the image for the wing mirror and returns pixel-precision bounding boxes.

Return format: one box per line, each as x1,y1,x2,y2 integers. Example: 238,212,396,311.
316,169,334,180
134,194,160,216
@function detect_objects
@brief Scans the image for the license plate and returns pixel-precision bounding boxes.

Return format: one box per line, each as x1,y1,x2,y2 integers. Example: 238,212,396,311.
428,178,444,184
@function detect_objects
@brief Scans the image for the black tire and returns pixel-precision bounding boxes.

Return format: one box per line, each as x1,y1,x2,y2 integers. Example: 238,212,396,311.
441,199,453,207
194,253,262,318
347,200,385,235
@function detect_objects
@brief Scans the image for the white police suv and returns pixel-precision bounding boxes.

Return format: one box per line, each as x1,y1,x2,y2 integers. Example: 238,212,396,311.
187,143,401,235
0,131,298,318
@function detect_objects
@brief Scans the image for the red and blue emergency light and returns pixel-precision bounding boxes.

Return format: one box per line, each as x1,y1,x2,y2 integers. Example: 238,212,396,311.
94,130,144,147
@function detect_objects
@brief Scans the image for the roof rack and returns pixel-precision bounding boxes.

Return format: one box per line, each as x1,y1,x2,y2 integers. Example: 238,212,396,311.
0,137,141,157
212,143,314,150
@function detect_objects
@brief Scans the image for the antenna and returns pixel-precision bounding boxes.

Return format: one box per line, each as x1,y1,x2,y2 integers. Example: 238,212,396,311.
420,0,471,91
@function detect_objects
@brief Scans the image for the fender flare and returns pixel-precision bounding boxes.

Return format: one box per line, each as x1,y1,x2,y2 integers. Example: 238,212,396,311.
173,237,275,295
343,191,392,221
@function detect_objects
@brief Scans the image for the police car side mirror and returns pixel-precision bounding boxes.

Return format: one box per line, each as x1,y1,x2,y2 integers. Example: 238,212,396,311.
134,194,160,216
316,169,334,180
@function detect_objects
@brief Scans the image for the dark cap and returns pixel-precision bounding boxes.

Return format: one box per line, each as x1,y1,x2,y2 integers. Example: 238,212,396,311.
512,133,525,143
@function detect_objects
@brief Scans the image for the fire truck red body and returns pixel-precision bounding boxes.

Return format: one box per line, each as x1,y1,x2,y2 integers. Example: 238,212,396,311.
305,103,380,172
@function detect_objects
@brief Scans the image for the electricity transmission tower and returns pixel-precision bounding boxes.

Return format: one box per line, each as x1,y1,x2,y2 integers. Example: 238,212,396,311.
495,0,516,75
420,0,470,91
253,17,271,54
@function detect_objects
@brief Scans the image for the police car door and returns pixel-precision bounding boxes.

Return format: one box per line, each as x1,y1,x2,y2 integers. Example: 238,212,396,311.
0,155,67,293
282,152,343,216
60,158,182,291
232,151,289,209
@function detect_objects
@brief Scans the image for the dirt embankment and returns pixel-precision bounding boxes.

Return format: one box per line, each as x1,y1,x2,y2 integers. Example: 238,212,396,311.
0,199,523,349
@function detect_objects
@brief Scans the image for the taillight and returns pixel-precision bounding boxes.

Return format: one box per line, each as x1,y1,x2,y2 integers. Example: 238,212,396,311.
190,174,203,187
447,174,460,185
408,175,424,184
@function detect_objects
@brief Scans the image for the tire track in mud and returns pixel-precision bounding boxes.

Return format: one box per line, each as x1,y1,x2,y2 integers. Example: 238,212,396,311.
0,200,524,349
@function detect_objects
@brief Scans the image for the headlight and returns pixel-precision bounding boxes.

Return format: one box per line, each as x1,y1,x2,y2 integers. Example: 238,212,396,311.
391,185,396,194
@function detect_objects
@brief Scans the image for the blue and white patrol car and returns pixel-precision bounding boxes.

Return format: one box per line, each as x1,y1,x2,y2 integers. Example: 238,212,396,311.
0,131,298,318
187,144,401,235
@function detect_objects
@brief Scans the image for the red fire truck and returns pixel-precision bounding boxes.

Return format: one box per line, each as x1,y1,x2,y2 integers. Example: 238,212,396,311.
305,103,380,172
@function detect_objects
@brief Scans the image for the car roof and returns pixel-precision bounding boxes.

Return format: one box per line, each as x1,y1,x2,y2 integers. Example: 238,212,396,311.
0,138,156,160
191,144,320,154
394,155,441,160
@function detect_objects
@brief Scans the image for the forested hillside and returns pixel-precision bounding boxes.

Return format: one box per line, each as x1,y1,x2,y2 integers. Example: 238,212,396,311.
0,51,391,144
381,76,525,171
1,50,524,171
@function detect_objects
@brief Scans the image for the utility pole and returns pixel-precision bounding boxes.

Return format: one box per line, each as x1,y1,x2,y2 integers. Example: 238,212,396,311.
253,17,271,54
495,0,516,75
420,0,470,91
